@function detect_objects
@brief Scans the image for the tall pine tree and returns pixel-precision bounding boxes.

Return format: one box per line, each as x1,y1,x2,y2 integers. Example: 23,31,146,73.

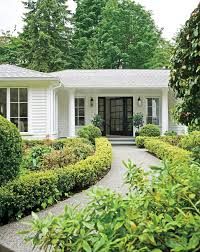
83,0,160,69
20,0,72,72
71,0,107,68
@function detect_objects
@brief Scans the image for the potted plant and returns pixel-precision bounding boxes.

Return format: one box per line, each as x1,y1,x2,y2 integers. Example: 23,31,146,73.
91,114,104,130
129,113,144,137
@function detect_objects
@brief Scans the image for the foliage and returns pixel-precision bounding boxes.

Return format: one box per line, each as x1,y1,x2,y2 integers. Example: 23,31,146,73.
144,138,191,165
78,125,102,144
22,146,52,171
41,143,95,170
129,113,144,131
19,0,72,72
164,130,177,136
22,159,200,251
135,136,147,148
0,116,22,185
170,3,200,127
191,146,200,164
140,124,161,137
84,0,160,69
179,131,200,151
0,31,22,65
145,38,173,69
0,138,112,223
71,0,107,68
159,135,183,146
91,114,104,129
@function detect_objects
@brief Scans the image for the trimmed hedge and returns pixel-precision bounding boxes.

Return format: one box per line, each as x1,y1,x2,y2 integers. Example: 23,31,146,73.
135,136,147,148
0,116,22,185
78,125,102,144
0,138,112,224
144,138,191,164
179,131,200,151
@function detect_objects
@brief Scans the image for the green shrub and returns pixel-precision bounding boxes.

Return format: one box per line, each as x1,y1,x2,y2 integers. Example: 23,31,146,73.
144,138,191,165
135,136,147,148
164,130,177,136
159,135,183,146
139,124,160,137
78,125,102,144
22,146,52,171
22,160,200,251
179,131,200,151
0,138,112,224
0,116,22,185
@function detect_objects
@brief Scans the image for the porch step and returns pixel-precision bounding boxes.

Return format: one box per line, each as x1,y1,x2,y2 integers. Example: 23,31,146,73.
108,137,135,145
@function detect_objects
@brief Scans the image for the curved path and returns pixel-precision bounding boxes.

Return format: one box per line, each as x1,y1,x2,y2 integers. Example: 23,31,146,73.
0,146,160,252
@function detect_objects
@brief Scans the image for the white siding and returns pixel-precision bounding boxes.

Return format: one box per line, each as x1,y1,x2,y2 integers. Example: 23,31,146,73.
57,89,68,137
28,87,48,138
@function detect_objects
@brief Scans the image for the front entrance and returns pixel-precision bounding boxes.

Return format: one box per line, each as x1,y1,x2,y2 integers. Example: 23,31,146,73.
98,97,133,136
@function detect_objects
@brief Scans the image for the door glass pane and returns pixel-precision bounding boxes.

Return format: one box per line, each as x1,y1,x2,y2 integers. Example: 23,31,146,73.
10,88,18,102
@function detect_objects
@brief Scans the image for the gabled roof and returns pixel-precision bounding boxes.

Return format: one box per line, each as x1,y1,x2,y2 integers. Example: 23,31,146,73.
0,64,58,81
52,69,170,88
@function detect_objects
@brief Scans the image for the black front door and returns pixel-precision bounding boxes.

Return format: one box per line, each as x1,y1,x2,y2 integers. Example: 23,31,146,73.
110,97,133,136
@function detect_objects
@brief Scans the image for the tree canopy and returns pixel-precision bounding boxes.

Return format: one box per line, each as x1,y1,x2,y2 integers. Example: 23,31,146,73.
82,0,160,69
170,3,200,127
19,0,72,72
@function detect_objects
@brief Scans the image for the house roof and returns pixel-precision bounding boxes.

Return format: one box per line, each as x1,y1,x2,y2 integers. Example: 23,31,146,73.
52,69,170,88
0,64,58,81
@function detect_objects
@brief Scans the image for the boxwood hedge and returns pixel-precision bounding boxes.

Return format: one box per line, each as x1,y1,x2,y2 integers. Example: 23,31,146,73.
0,138,112,224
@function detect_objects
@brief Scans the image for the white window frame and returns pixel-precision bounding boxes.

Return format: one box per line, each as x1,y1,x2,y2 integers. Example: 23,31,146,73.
0,87,29,133
75,97,85,126
146,97,160,126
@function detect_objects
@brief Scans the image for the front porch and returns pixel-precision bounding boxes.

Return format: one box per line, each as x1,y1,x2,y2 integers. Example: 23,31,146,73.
57,87,170,138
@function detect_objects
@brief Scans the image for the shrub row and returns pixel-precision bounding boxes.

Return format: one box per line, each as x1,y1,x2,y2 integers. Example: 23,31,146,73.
0,138,112,224
144,138,191,165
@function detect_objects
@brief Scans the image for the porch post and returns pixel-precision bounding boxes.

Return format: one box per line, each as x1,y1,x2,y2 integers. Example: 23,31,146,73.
162,87,169,135
68,88,76,137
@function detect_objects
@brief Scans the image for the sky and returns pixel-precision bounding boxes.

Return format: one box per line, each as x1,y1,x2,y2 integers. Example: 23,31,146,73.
0,0,199,40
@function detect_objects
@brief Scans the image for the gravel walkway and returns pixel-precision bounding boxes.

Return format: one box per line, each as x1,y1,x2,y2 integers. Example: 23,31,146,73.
0,146,160,252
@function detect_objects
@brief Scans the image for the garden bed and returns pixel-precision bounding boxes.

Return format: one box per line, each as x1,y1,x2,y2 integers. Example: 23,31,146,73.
0,137,112,224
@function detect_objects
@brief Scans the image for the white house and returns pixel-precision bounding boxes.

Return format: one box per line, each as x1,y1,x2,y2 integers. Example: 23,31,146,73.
0,64,186,139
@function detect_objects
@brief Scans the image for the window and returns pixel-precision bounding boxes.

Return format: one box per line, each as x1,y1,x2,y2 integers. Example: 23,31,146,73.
0,88,7,118
75,98,85,126
146,98,160,125
10,88,28,132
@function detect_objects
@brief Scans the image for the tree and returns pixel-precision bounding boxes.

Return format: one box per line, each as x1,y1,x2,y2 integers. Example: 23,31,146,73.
19,0,72,72
0,31,22,65
71,0,107,68
170,3,200,127
83,0,160,69
145,38,173,69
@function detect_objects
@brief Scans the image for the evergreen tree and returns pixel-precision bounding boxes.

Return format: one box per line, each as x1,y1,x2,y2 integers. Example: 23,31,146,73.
20,0,72,72
83,0,160,69
71,0,107,68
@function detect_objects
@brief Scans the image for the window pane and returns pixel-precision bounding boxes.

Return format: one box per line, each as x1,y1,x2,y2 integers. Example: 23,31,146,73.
10,88,18,102
75,117,78,126
20,89,28,102
0,88,7,118
10,103,18,117
79,108,85,117
19,118,28,132
10,118,18,128
79,98,84,107
20,103,28,117
75,98,78,107
79,117,85,126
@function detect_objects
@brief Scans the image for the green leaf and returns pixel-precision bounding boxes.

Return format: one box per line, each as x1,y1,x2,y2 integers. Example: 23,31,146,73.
82,240,92,252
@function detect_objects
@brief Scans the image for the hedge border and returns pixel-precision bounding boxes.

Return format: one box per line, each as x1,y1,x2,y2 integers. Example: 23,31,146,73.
0,138,112,224
144,138,191,165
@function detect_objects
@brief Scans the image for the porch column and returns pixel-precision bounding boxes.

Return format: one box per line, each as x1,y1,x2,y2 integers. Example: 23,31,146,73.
68,88,76,137
162,87,169,134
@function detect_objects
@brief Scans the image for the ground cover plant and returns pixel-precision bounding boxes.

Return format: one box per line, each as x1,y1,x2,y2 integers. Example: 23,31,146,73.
22,159,200,251
0,138,112,224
